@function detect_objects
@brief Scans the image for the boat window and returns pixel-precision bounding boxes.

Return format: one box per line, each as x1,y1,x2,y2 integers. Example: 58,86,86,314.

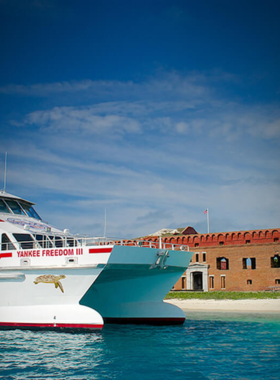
35,234,43,247
1,233,16,250
13,233,34,249
5,200,25,215
19,202,41,220
55,236,63,248
0,199,11,213
48,235,54,246
34,234,48,248
67,238,77,247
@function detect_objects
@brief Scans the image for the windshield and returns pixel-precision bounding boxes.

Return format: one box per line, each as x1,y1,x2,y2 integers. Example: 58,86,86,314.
19,202,42,220
0,199,11,214
5,200,25,215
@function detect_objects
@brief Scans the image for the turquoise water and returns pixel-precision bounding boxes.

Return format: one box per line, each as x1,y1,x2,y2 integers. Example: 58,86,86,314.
1,312,280,379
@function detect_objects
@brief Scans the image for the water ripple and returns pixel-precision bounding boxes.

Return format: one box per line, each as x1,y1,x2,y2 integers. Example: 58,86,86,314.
0,313,280,379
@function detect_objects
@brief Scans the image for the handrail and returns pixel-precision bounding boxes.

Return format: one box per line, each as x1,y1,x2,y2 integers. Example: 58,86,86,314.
113,239,189,251
1,235,189,252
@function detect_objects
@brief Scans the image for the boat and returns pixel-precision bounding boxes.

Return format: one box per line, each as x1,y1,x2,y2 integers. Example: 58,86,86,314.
0,190,193,331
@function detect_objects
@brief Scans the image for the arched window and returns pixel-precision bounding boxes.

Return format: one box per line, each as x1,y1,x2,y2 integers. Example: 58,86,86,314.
242,258,256,269
217,257,229,270
271,255,280,268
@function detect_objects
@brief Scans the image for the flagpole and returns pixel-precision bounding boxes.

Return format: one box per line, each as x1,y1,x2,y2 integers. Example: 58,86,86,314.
207,208,209,233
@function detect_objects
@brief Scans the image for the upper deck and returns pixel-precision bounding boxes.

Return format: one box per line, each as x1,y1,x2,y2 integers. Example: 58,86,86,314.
0,191,41,220
0,191,190,254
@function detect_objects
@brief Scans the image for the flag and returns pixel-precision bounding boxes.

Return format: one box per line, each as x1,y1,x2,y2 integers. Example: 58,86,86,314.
204,209,208,214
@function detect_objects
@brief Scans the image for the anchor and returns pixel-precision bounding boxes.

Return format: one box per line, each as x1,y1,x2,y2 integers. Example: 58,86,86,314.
150,250,169,269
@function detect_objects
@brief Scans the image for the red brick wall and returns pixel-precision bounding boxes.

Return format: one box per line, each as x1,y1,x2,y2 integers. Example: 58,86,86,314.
193,243,280,291
159,228,280,248
140,228,280,291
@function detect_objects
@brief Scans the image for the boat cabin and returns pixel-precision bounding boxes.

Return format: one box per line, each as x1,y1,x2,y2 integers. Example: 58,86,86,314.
0,191,78,251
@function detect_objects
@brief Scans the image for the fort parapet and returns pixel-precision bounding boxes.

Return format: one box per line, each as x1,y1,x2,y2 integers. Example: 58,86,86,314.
120,228,280,292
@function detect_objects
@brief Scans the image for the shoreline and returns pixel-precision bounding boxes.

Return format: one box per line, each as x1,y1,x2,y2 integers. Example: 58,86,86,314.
165,298,280,312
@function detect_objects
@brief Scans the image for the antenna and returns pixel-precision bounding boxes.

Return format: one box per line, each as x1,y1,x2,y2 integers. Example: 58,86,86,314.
104,209,107,237
3,152,7,192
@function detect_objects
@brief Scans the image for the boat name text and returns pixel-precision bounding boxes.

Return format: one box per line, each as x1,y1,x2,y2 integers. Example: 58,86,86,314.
17,248,84,257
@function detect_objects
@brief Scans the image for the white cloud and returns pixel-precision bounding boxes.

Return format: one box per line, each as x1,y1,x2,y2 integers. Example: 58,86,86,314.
175,121,189,134
12,99,280,143
0,72,210,102
6,72,279,142
2,71,280,236
16,106,141,136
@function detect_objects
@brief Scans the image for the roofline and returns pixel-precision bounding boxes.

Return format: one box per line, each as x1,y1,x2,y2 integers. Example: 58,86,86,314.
0,191,35,205
143,227,280,238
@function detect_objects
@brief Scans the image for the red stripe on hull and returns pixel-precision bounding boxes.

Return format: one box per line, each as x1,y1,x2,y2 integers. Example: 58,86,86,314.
89,248,112,254
0,322,103,330
104,317,185,326
0,252,12,259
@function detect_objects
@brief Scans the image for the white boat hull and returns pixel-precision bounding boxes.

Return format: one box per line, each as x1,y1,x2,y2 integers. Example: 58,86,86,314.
0,266,105,329
0,304,103,330
0,245,192,329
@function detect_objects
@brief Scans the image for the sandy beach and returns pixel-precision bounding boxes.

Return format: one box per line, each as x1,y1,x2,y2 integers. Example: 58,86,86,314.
165,298,280,312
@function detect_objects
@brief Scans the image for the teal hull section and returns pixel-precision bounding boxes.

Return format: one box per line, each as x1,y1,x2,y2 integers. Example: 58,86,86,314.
80,246,193,324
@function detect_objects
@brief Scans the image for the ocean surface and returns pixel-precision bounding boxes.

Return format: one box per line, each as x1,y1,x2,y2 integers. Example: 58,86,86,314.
1,311,280,380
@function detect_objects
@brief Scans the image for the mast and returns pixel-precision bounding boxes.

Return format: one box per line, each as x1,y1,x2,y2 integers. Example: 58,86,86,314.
104,209,107,237
3,152,7,192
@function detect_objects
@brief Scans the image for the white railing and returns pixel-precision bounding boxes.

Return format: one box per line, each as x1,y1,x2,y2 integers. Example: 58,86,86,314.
2,235,189,252
80,237,189,251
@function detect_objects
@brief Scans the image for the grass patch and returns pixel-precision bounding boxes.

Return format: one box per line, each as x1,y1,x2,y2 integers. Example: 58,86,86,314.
165,291,280,300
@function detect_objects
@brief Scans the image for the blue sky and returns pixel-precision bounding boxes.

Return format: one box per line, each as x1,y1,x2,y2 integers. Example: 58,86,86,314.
0,0,279,237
